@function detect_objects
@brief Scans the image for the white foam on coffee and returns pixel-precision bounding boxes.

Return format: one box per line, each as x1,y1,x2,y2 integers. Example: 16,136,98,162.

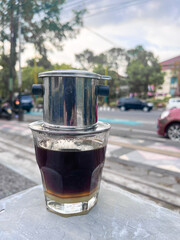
39,139,95,151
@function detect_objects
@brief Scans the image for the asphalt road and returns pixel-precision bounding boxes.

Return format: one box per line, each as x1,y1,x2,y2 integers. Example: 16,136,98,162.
99,108,160,129
24,108,179,146
25,108,161,130
99,108,162,141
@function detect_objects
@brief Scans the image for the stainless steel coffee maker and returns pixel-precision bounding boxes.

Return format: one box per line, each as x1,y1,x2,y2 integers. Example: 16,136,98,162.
29,70,111,217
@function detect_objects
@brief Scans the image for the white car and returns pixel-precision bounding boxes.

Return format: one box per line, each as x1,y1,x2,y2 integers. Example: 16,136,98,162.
166,98,180,110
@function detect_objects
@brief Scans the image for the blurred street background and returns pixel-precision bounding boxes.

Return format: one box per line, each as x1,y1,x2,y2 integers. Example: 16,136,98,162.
0,0,180,213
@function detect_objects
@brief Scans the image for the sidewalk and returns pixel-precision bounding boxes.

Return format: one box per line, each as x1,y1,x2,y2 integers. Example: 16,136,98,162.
105,136,180,210
107,135,180,173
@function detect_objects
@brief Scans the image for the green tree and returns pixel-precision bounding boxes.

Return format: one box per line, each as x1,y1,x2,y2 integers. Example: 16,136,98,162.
75,49,96,70
0,0,86,93
75,49,128,103
0,55,10,97
21,61,76,92
75,48,127,72
21,66,45,92
93,64,122,104
27,56,52,69
52,63,75,70
126,46,164,96
105,48,128,71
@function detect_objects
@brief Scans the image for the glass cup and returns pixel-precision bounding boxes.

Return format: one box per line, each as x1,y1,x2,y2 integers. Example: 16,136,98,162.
29,121,110,217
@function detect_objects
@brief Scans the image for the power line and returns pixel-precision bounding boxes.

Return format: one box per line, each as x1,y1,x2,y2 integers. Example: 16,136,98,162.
62,0,88,11
63,0,84,8
87,0,133,11
62,0,133,12
61,0,144,15
85,0,150,18
61,0,150,47
61,0,148,20
84,25,118,47
86,0,149,18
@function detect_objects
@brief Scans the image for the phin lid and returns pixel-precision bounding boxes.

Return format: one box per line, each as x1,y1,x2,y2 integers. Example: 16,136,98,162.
38,69,111,80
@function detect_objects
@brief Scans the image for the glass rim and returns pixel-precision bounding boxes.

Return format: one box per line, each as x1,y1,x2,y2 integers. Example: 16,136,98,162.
29,121,111,136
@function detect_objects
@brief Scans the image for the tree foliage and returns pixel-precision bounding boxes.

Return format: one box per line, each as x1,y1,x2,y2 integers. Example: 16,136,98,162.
75,48,127,71
0,0,85,94
75,49,97,70
75,46,165,101
21,62,75,92
105,48,128,70
126,46,164,96
93,64,122,103
75,48,132,102
0,55,10,97
27,56,52,69
21,66,44,92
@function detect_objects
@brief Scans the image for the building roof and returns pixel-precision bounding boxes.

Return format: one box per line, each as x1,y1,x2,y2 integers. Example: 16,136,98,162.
160,55,180,70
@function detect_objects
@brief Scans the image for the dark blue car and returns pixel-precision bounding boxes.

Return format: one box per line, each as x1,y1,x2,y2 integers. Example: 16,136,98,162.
14,94,34,112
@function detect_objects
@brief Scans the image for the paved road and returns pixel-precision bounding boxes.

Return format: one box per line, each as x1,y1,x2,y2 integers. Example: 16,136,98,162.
99,108,161,123
24,109,178,145
25,108,161,129
99,108,162,140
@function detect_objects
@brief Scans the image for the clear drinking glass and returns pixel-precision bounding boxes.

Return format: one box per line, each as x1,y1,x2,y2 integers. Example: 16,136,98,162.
30,121,110,217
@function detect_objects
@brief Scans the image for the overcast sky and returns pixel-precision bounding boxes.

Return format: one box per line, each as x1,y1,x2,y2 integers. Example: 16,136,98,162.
23,0,180,68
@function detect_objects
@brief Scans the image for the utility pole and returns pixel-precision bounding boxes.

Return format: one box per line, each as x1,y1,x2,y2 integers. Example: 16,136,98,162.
1,10,5,56
18,0,23,121
34,47,38,107
104,66,108,105
9,0,14,101
34,48,37,84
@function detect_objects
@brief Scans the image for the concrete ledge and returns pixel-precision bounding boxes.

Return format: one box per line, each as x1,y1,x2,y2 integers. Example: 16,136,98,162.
0,182,180,239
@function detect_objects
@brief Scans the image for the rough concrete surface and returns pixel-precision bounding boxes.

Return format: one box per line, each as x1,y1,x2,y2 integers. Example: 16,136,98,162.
0,183,180,240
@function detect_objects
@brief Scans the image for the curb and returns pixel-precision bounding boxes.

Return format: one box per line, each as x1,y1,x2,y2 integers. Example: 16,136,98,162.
105,156,180,209
108,156,180,178
30,108,43,112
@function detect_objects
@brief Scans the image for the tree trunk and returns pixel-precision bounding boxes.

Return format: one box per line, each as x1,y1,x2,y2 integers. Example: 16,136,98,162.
9,0,17,101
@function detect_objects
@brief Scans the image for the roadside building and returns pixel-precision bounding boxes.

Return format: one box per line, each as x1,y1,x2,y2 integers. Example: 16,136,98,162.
157,56,180,96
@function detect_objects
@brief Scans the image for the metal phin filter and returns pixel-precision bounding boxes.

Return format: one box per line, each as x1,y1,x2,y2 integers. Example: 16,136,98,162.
32,70,111,129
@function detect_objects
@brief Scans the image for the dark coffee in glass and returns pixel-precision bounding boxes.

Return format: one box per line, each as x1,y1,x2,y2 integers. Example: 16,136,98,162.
35,145,106,199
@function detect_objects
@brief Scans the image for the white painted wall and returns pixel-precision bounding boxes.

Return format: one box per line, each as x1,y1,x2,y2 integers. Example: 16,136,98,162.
157,69,178,95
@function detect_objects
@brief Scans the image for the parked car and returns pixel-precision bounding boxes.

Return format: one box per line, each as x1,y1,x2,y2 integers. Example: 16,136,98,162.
166,98,180,110
157,108,180,141
117,97,153,112
14,94,34,112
